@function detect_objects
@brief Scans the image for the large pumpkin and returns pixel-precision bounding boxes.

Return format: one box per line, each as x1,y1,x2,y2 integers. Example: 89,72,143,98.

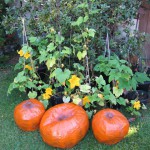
40,103,89,149
92,108,129,145
14,99,45,131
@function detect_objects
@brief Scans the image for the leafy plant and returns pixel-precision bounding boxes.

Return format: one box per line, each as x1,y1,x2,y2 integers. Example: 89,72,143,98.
6,0,150,117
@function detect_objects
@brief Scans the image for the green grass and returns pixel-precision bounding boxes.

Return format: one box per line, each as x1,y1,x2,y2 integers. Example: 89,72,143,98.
1,67,150,150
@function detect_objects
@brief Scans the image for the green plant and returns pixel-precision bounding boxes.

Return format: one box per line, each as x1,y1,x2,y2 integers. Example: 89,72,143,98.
6,0,150,117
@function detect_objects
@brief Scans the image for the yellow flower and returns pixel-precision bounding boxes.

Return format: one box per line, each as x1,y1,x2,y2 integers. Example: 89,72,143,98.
133,101,141,110
24,52,31,59
42,93,51,100
25,65,32,71
18,49,24,57
82,96,90,106
45,88,53,96
68,75,80,89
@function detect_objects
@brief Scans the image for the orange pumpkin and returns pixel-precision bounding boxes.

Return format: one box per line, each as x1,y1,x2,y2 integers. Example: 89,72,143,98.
92,108,129,145
14,99,45,131
40,103,89,149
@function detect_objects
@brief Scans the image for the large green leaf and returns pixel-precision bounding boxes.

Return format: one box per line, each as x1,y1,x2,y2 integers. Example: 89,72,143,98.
55,34,65,44
96,75,106,89
47,43,56,52
29,36,37,43
46,58,56,70
77,51,87,60
79,84,91,93
88,29,96,37
113,87,123,98
61,46,72,55
105,93,117,105
28,91,37,99
71,16,84,26
117,97,126,106
54,68,71,83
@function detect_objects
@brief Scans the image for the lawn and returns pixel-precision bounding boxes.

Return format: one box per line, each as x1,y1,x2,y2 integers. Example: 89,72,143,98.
1,65,150,150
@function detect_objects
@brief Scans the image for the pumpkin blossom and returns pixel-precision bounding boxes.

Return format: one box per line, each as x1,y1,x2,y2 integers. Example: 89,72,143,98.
18,49,24,57
24,52,31,59
133,101,141,110
82,96,90,106
68,75,80,89
25,65,32,71
45,88,53,96
43,93,51,100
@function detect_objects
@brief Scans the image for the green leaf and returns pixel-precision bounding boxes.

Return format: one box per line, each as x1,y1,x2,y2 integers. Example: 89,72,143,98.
86,110,93,119
89,9,99,14
4,0,12,4
55,34,65,44
39,50,47,63
95,75,106,89
88,94,100,104
47,43,56,52
88,29,96,37
54,68,71,83
73,63,85,71
82,32,88,38
77,3,88,8
121,65,133,75
105,93,117,105
62,47,72,55
46,58,56,70
77,51,87,60
98,100,105,106
131,77,137,90
108,72,116,82
71,16,84,26
92,87,98,93
103,84,110,94
29,37,37,43
120,59,127,64
117,97,126,106
72,96,82,105
83,15,89,22
113,87,123,98
7,83,19,94
14,71,27,83
14,63,23,70
142,104,147,110
28,91,37,99
118,78,130,90
26,81,36,89
132,110,141,117
134,72,150,83
76,16,84,26
79,84,91,93
40,100,49,109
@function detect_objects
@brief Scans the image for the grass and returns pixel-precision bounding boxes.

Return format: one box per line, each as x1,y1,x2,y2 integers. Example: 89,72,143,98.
1,66,150,150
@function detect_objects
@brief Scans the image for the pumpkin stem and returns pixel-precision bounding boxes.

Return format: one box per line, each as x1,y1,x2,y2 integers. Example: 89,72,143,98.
24,101,33,108
58,115,68,121
106,112,114,119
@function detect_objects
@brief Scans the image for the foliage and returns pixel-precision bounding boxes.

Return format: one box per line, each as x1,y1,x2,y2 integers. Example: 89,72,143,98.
3,0,142,56
4,0,150,117
0,1,7,47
